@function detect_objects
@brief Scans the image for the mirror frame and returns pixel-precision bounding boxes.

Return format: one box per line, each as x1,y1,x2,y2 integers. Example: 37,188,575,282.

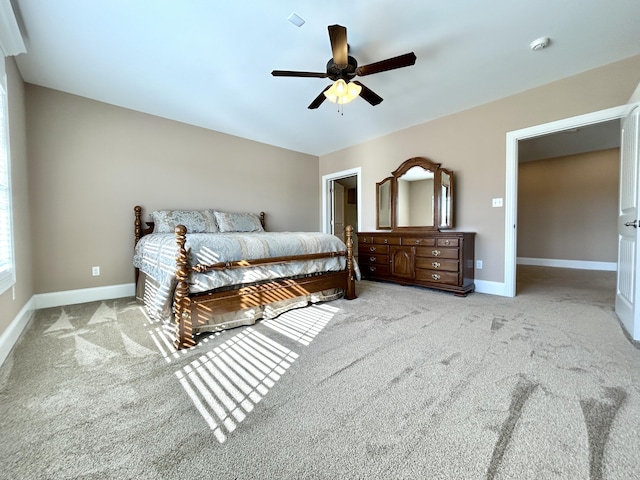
376,177,393,230
377,156,454,231
438,167,454,229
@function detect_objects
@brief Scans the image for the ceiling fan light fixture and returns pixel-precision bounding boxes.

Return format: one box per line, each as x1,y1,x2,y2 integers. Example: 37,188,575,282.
324,79,362,104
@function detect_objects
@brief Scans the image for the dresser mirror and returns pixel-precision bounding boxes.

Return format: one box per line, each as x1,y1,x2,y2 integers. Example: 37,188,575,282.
377,157,454,231
376,177,392,229
439,168,453,229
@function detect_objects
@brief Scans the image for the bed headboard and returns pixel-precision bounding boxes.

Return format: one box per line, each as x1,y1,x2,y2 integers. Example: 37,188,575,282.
134,206,266,246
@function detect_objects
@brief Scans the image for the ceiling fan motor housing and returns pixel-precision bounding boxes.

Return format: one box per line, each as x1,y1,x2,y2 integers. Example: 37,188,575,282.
326,55,358,81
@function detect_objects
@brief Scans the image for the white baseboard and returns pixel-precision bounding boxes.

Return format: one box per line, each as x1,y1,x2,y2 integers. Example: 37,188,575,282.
474,279,509,296
0,296,36,368
517,257,617,271
0,283,136,368
33,283,136,309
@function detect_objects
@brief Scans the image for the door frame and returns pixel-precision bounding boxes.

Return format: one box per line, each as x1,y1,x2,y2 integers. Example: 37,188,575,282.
322,167,362,234
504,105,629,297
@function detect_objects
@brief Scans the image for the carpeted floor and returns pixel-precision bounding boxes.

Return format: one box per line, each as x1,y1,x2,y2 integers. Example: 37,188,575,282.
1,266,639,479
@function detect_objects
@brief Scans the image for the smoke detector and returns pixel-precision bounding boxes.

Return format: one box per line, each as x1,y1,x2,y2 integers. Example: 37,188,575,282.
530,37,550,51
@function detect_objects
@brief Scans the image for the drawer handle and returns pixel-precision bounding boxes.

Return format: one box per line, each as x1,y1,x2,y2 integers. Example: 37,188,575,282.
370,256,377,262
432,262,440,268
415,239,420,244
432,273,441,280
384,239,388,244
444,239,450,245
369,266,376,272
432,250,441,256
369,246,377,252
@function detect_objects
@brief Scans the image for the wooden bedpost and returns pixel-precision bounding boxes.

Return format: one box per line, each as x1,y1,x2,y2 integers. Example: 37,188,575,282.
174,225,196,350
134,206,143,246
345,225,356,300
134,206,143,285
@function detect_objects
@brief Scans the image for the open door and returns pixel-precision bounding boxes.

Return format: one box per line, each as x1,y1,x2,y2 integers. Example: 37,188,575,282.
615,104,640,340
331,181,345,241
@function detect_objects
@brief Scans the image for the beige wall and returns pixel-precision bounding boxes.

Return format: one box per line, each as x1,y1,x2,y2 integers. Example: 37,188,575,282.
0,57,32,334
518,148,619,262
26,85,319,294
320,54,640,283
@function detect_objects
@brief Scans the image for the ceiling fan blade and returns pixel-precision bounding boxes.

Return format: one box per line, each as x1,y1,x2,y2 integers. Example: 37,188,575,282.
272,70,328,78
308,85,332,109
355,52,417,76
328,24,348,66
353,81,383,106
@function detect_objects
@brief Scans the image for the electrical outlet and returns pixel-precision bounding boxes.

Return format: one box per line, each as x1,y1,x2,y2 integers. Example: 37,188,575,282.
476,260,483,269
92,266,100,276
492,198,503,207
12,285,16,300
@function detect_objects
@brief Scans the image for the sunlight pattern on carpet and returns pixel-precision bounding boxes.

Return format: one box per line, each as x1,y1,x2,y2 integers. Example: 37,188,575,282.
175,327,299,443
263,303,339,345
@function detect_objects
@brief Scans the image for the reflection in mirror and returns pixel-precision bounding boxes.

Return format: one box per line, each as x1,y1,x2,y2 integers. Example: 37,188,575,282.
396,166,434,227
440,170,452,228
377,178,392,229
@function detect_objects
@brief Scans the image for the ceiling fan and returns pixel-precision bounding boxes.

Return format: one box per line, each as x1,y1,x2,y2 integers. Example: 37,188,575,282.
271,24,417,109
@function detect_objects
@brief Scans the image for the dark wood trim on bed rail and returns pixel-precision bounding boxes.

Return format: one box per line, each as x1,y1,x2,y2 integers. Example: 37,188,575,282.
192,251,348,273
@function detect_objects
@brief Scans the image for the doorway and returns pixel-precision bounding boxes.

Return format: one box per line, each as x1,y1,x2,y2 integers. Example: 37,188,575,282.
505,105,629,297
322,168,361,240
516,121,620,288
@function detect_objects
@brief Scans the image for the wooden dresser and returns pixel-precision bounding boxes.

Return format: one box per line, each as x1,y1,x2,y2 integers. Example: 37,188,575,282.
358,231,476,296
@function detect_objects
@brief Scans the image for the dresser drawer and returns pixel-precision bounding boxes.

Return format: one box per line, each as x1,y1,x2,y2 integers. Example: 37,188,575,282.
402,237,436,247
415,269,459,285
437,238,459,247
373,236,401,246
359,244,390,255
360,253,389,265
362,263,390,276
415,258,459,272
415,246,459,260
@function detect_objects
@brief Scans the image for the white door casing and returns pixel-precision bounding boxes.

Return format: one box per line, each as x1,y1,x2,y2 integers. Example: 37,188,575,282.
615,104,640,340
322,167,362,234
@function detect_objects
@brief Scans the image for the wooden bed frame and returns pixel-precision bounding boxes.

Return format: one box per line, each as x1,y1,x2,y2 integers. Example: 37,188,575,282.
134,206,356,349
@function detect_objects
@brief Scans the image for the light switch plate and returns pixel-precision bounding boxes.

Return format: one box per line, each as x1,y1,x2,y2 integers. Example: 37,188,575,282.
492,198,503,207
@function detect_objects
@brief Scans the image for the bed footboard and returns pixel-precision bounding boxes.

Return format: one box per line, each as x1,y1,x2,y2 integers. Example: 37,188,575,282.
172,224,357,349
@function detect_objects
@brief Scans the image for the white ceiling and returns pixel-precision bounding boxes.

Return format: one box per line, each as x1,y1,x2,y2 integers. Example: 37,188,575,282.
10,0,640,156
519,119,621,162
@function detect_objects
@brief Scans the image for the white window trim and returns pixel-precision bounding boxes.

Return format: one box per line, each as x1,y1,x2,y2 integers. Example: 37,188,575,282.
0,2,25,295
0,58,15,294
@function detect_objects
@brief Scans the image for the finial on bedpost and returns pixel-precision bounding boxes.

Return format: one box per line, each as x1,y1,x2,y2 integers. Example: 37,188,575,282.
345,225,356,299
259,212,266,230
174,224,196,350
